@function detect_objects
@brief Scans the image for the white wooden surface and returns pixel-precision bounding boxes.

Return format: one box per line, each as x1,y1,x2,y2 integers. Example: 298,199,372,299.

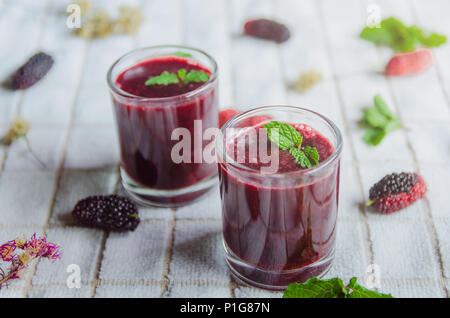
0,0,449,298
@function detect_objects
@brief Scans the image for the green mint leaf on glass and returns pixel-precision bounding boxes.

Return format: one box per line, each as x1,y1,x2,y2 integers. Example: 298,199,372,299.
172,51,193,57
264,120,303,150
283,278,347,298
289,147,312,169
361,94,401,146
283,277,392,298
178,68,187,80
145,69,210,86
184,70,210,84
303,146,319,166
263,121,319,169
360,17,447,52
145,71,179,86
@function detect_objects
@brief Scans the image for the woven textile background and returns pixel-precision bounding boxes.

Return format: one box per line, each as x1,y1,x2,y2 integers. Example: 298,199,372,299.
0,0,449,298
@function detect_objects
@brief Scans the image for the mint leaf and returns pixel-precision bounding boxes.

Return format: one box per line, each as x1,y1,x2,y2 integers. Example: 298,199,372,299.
145,71,179,86
145,69,210,86
361,94,401,146
346,277,393,298
172,51,192,57
360,26,392,45
409,26,447,47
184,70,210,84
283,278,347,298
418,32,447,47
363,127,386,146
363,107,390,128
382,17,416,52
384,118,401,133
264,121,303,150
289,147,312,169
283,277,393,298
374,94,394,120
263,121,320,169
360,17,447,52
178,68,187,80
303,146,319,166
361,17,415,52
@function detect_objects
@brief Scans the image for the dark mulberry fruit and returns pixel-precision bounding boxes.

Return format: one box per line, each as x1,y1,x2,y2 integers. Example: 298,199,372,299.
244,18,290,43
367,172,427,214
10,52,54,90
72,195,140,232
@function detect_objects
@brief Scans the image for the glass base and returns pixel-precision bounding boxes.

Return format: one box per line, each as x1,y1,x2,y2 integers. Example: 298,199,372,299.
224,240,334,291
121,168,218,208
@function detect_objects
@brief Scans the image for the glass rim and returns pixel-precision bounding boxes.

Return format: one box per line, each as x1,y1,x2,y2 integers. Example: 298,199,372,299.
106,45,218,102
216,105,343,177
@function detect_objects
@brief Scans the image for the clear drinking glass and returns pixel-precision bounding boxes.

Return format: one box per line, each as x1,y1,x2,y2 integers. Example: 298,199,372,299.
216,106,343,290
107,45,219,207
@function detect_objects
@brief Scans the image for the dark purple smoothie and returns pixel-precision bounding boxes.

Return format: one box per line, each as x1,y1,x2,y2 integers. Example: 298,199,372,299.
219,123,339,288
112,56,218,206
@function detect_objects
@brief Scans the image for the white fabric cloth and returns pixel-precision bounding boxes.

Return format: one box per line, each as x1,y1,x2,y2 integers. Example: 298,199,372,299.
0,0,449,298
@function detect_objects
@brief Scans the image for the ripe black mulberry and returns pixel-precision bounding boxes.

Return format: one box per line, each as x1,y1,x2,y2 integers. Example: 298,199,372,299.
244,18,290,43
10,52,54,90
72,195,140,232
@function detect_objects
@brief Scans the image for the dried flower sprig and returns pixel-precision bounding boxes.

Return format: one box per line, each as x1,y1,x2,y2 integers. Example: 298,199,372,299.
113,6,144,34
2,116,46,168
3,116,30,146
75,0,92,15
73,1,143,39
0,234,61,289
291,69,323,93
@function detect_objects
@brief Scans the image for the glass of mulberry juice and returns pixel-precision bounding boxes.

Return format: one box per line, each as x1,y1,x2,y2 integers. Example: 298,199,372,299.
107,46,219,207
216,106,342,290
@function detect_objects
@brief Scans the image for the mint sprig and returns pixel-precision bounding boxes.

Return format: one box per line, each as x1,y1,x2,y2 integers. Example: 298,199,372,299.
283,277,393,298
263,121,319,169
361,94,401,146
264,121,303,150
144,71,179,86
283,278,347,298
145,69,210,86
303,146,319,166
185,69,210,83
360,17,447,52
171,51,192,58
409,27,447,48
346,277,392,298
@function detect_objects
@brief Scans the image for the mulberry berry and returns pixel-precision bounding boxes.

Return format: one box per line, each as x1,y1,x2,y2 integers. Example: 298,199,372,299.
72,195,140,232
367,172,427,214
10,52,54,90
244,19,290,43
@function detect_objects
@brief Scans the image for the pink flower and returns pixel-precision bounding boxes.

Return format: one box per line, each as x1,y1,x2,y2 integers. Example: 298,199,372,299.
0,241,16,262
25,234,61,260
0,234,61,289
